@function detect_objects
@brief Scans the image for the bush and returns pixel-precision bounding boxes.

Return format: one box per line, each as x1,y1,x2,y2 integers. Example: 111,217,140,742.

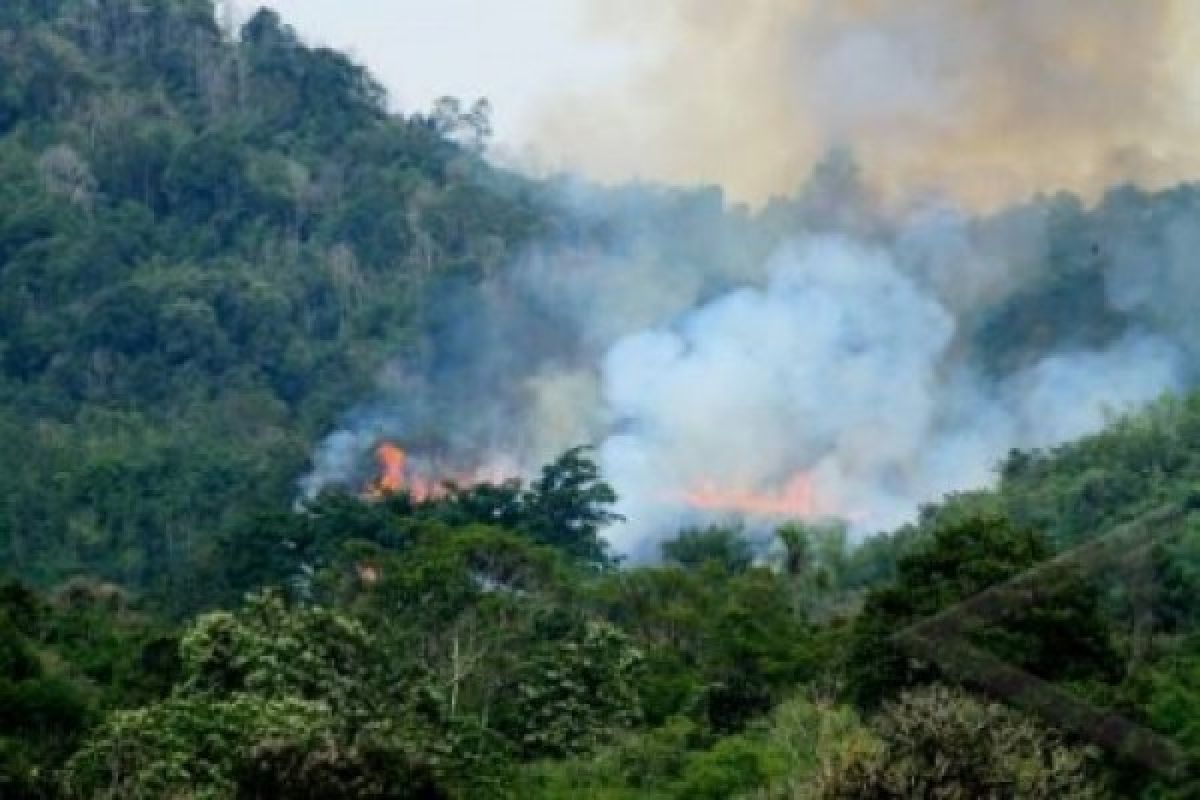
814,685,1103,800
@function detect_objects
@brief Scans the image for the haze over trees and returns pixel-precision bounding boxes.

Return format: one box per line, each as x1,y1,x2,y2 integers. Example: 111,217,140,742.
2,1,1200,798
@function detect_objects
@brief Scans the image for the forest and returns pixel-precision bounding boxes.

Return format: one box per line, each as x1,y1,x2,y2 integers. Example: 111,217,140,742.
2,1,1200,797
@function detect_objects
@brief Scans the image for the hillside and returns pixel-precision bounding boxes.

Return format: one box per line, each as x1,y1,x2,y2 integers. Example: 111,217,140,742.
8,372,1200,797
2,2,1200,799
0,0,551,605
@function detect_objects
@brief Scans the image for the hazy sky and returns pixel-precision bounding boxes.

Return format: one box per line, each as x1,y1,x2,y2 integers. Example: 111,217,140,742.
250,1,1200,207
257,0,640,163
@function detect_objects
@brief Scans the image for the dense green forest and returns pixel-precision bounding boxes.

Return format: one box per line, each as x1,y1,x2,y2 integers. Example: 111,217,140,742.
0,0,557,607
11,395,1200,797
3,1,1200,797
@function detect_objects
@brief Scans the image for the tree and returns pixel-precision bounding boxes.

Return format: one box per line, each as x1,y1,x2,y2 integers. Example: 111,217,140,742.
519,446,622,566
428,446,621,567
0,577,178,799
847,510,1119,708
495,618,644,759
0,0,547,605
662,525,755,573
63,590,475,798
429,95,492,153
815,685,1103,799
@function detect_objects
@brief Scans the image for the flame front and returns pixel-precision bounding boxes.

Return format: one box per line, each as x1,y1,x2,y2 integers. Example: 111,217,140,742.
372,442,408,495
367,441,503,502
373,442,827,519
682,473,819,517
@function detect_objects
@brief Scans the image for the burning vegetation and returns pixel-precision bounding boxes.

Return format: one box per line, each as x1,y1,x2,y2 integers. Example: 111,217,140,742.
364,441,518,503
364,442,445,502
682,472,820,517
367,437,836,524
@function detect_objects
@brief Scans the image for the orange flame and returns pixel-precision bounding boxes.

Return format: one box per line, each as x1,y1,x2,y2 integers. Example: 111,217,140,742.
367,441,440,501
682,473,820,517
373,442,408,495
366,441,494,502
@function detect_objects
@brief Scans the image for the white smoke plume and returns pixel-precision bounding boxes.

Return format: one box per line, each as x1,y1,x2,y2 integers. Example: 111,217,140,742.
597,237,954,554
302,170,1194,557
593,236,1185,556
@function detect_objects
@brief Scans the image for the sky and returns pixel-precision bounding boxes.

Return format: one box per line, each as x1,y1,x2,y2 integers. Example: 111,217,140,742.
251,1,1200,209
256,0,641,168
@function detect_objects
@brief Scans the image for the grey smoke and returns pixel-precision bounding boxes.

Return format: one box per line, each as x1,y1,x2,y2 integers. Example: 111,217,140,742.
596,236,954,553
593,236,1185,554
302,174,1192,557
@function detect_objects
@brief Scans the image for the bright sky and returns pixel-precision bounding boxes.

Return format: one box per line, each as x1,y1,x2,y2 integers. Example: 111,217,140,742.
256,1,640,157
243,1,1200,206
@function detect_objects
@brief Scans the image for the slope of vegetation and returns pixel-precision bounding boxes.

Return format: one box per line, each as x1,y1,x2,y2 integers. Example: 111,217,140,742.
3,2,1200,798
9,395,1200,797
0,0,549,607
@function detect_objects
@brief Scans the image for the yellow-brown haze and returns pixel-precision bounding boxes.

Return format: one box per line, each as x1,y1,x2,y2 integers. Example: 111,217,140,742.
530,0,1200,208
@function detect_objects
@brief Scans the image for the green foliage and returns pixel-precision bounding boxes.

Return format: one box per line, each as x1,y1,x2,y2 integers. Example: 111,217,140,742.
234,735,449,800
516,695,871,800
847,509,1119,708
5,3,1200,798
63,590,480,798
179,592,375,706
428,446,621,567
0,0,547,606
62,694,336,800
327,523,644,767
1120,635,1200,797
1000,395,1200,548
662,525,756,573
0,577,176,798
588,558,821,732
498,619,644,759
520,446,623,565
671,735,768,800
218,446,621,601
747,696,876,800
73,522,643,797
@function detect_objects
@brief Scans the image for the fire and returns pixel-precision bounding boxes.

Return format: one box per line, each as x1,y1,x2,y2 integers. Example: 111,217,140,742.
373,442,407,494
682,473,820,517
367,442,440,501
366,441,509,502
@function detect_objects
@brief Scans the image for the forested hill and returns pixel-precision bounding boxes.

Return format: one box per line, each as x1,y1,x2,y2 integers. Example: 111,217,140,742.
6,2,1200,799
5,0,1200,610
0,0,552,603
7,348,1200,797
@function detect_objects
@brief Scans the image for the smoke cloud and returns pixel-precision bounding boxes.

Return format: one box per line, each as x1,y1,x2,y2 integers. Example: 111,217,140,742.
302,4,1200,557
529,0,1200,208
598,237,955,552
593,236,1184,555
303,168,1196,556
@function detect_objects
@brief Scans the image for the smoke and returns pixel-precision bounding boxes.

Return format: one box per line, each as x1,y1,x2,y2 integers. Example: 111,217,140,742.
300,3,1200,557
302,163,1198,557
596,237,956,554
529,0,1200,208
594,237,1185,555
1101,189,1200,357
